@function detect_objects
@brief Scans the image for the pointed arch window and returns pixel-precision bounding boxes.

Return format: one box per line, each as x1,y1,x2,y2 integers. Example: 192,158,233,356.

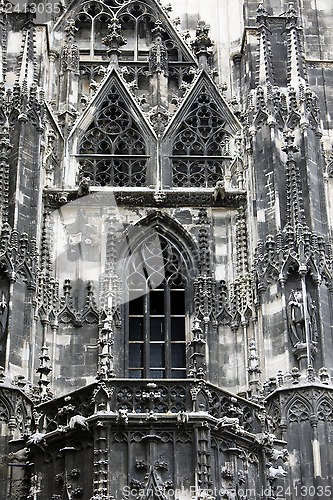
170,85,231,188
74,2,112,57
125,234,188,379
78,84,148,187
118,1,156,61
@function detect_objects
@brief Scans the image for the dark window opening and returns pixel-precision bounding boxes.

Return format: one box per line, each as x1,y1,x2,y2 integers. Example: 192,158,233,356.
127,236,188,378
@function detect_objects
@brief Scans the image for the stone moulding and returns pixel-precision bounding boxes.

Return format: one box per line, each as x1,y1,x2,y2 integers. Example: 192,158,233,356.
43,188,247,209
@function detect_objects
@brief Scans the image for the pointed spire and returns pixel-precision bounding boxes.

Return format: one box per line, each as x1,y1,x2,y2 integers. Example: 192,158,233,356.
286,2,307,87
256,3,275,87
17,8,36,87
0,0,8,83
0,125,12,224
59,19,80,134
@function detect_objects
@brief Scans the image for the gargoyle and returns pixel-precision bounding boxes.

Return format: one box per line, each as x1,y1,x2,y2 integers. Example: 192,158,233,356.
77,177,90,198
8,447,30,463
269,448,289,462
69,415,89,430
215,416,240,428
213,180,226,202
27,432,47,448
176,410,189,425
116,408,129,426
268,465,287,479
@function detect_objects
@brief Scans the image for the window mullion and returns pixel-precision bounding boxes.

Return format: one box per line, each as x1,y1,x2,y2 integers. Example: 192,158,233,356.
90,17,94,58
185,290,189,377
124,302,129,375
134,20,138,61
165,284,171,377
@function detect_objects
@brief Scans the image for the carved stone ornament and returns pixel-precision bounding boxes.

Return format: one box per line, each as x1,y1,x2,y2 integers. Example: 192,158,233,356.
61,20,79,73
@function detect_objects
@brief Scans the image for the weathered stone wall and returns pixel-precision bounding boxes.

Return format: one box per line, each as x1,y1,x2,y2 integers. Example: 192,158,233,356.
1,2,333,497
50,200,248,393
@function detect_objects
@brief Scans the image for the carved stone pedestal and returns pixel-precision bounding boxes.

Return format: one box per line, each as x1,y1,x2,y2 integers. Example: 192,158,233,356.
293,343,317,370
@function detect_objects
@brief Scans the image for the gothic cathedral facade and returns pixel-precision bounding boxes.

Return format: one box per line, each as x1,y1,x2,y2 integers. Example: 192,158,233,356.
0,0,333,498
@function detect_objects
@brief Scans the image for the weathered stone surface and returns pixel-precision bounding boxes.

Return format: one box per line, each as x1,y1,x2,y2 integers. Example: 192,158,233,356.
0,1,332,498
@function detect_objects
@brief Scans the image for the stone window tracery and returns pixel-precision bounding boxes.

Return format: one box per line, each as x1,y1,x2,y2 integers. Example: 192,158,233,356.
118,2,157,61
78,85,148,187
171,86,231,188
74,2,113,57
105,0,132,6
125,234,188,379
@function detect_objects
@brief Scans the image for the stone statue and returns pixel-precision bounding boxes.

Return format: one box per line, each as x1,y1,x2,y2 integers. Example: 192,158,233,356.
0,291,8,343
287,288,318,347
307,293,318,343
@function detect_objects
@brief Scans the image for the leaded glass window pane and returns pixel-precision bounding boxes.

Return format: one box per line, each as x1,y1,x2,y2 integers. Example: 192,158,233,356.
170,290,185,315
129,344,143,368
150,344,164,367
171,318,185,341
129,318,143,341
129,295,144,315
171,344,186,367
150,290,164,315
126,235,188,378
150,317,164,341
